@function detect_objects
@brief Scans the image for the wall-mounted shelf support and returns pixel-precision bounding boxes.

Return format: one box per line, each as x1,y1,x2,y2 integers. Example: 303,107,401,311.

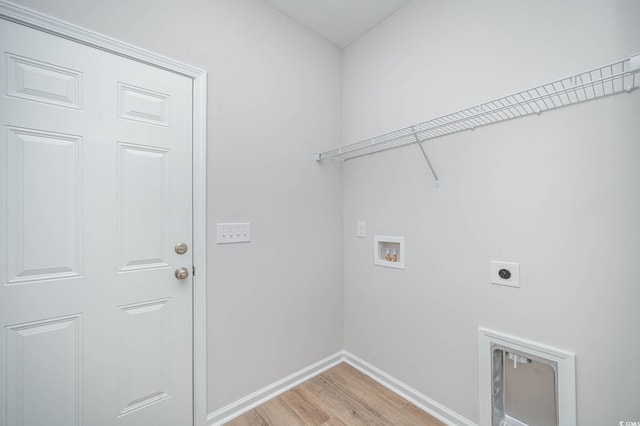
315,54,640,185
412,127,439,187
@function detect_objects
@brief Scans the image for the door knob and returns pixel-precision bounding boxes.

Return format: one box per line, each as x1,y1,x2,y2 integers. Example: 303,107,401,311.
175,267,189,280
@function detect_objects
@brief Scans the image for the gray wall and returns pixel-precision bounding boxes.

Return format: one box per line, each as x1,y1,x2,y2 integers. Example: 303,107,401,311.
342,0,640,424
9,0,640,423
9,0,344,413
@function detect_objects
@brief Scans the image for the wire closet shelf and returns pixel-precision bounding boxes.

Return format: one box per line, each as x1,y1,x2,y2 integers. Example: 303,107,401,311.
315,54,640,163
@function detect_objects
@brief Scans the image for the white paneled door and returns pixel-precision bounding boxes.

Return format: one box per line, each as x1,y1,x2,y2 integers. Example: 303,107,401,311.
0,19,193,426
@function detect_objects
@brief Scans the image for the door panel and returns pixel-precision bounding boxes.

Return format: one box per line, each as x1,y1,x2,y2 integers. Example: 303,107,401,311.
6,52,82,110
118,142,171,272
5,126,81,284
117,299,171,417
117,83,170,127
5,315,82,426
0,18,193,426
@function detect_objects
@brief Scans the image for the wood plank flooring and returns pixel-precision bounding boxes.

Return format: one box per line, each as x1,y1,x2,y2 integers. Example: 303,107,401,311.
225,363,444,425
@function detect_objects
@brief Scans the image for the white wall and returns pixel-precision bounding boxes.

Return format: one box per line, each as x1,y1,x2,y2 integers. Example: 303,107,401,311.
342,0,640,424
9,0,344,414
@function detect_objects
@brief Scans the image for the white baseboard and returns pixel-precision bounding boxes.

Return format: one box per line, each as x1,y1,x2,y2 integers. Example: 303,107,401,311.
343,351,476,426
206,351,345,425
206,350,476,426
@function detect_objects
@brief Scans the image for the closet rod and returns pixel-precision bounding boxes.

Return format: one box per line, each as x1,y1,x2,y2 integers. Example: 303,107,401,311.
315,54,640,163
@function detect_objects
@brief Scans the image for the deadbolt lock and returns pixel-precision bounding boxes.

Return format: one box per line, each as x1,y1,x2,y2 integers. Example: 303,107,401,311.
175,243,188,255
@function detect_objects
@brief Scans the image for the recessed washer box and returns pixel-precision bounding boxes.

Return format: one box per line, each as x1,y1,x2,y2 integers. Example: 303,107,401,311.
374,235,404,269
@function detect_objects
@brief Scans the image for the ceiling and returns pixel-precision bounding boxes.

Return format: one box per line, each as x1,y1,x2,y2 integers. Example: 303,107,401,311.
261,0,411,47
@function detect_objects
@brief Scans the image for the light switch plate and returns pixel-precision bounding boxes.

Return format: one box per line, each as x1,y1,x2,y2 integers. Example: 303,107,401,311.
491,260,520,287
357,221,366,238
217,223,251,244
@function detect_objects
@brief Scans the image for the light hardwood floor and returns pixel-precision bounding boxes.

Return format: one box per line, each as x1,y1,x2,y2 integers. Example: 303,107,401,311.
225,363,445,425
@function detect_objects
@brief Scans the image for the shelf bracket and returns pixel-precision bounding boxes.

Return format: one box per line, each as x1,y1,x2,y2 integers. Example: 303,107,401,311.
412,127,440,187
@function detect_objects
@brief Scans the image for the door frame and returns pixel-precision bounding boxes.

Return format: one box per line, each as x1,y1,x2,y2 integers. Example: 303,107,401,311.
0,2,208,425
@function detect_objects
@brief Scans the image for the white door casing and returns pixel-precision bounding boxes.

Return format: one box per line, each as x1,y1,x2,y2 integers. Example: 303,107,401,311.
0,8,207,425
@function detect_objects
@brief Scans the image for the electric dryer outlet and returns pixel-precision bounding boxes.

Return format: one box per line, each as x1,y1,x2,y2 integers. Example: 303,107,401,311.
491,261,520,287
